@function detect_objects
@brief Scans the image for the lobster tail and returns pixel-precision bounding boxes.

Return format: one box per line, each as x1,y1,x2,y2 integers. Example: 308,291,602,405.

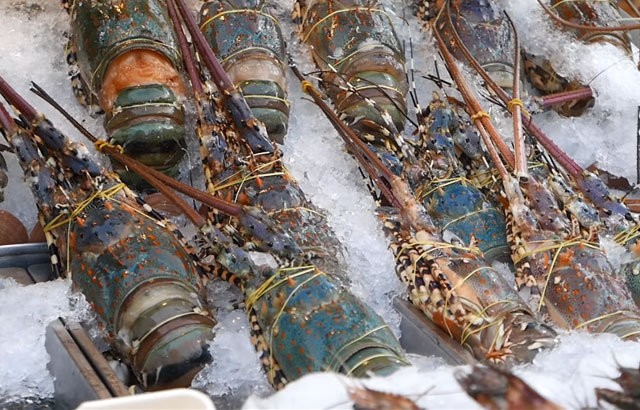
243,264,408,381
68,0,188,187
200,0,289,143
106,84,186,185
300,0,408,138
426,0,517,90
67,193,216,390
117,279,215,390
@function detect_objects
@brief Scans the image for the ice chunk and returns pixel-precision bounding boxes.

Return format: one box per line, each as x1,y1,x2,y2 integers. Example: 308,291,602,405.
0,279,91,404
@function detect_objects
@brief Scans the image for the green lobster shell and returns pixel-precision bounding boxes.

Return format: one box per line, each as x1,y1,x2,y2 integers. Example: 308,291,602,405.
200,0,289,143
67,0,188,187
422,0,516,90
299,0,408,139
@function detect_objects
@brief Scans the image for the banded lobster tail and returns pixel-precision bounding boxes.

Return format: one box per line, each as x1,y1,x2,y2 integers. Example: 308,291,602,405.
200,0,290,143
296,0,410,147
64,0,189,188
0,76,216,391
434,21,640,340
291,61,557,366
416,0,517,91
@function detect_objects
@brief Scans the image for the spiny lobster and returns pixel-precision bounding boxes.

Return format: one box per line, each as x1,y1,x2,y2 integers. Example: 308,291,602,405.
291,63,557,367
0,76,215,391
432,14,640,339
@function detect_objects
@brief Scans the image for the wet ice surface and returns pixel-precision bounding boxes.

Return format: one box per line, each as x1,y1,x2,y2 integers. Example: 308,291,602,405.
0,278,91,405
499,0,640,183
1,0,640,409
244,332,640,409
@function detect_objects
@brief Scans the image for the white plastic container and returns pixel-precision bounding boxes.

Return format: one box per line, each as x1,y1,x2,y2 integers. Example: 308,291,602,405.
76,388,216,410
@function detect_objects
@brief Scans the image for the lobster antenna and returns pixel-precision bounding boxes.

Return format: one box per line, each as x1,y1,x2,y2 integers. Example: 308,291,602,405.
433,2,515,170
505,11,527,180
167,0,205,98
407,37,422,115
438,1,634,220
303,64,417,131
170,0,275,155
288,61,400,209
438,0,582,177
290,61,435,233
620,0,640,17
28,85,206,226
432,16,511,181
538,0,640,32
29,82,243,220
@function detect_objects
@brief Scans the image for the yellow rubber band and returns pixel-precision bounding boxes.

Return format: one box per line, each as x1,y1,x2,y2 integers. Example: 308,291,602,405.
513,238,599,264
245,265,317,311
43,183,126,232
614,224,640,246
219,46,284,67
301,80,313,94
244,94,291,107
94,140,124,154
417,176,470,201
507,98,524,111
207,159,288,201
460,299,518,346
302,8,388,44
200,9,279,31
470,111,490,121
